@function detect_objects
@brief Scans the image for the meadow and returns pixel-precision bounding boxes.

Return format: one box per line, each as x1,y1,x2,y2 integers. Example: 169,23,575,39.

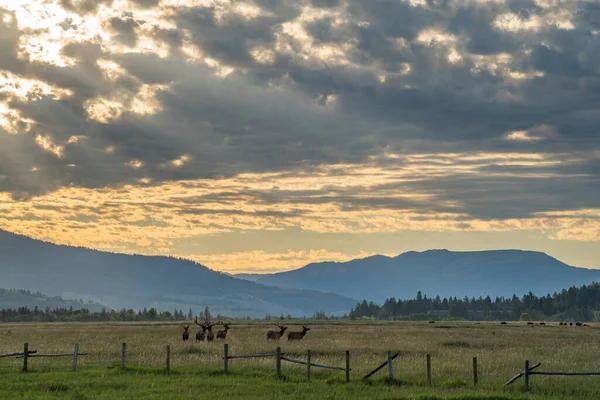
1,320,600,399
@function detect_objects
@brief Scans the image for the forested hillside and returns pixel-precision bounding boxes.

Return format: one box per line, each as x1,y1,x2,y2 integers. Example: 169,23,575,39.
350,283,600,322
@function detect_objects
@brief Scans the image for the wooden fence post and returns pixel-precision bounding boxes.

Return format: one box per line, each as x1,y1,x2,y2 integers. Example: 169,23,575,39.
473,357,478,386
72,344,79,372
276,347,281,379
306,350,311,382
524,360,530,390
22,343,28,372
121,342,127,372
426,354,432,386
387,351,393,380
224,343,229,373
166,345,170,375
346,350,350,383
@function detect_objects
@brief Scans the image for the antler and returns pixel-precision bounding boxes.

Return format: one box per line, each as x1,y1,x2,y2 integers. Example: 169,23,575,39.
180,324,189,329
194,317,202,326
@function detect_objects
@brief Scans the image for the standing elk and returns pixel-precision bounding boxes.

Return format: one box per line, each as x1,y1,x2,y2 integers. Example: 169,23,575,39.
206,321,215,342
287,325,310,341
217,321,231,339
180,324,190,341
267,324,288,340
194,317,208,342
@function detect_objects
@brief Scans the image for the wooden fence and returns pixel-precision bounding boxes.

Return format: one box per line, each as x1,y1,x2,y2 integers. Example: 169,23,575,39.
1,343,87,372
506,360,600,390
2,342,484,387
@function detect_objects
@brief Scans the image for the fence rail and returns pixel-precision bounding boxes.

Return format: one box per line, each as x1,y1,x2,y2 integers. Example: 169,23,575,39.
0,341,482,389
504,360,600,389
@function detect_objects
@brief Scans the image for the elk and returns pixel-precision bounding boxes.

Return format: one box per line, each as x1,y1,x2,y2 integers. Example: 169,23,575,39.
206,321,215,342
216,321,231,339
180,324,190,341
287,325,310,341
194,317,208,342
266,324,288,340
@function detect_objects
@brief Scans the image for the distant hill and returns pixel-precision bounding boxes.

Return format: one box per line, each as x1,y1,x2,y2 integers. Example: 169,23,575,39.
0,230,356,317
0,288,106,312
233,273,266,282
238,250,600,303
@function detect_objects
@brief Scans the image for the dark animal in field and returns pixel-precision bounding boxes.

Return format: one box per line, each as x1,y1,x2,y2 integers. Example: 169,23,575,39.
180,324,190,341
217,321,231,339
428,321,435,324
500,321,507,325
527,322,534,325
206,322,215,342
194,317,208,341
539,322,545,325
267,325,288,340
287,325,310,341
570,322,573,326
576,322,582,326
559,322,564,326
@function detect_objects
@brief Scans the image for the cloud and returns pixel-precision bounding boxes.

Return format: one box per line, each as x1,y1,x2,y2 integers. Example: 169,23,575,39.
0,0,598,271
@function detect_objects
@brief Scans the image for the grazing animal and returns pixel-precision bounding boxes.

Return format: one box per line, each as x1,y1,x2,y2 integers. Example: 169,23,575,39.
539,322,545,325
527,322,534,325
500,321,507,325
287,325,310,341
569,322,573,326
428,321,435,324
180,324,190,341
576,322,582,326
559,322,564,326
267,325,288,340
194,317,208,342
217,321,231,339
206,322,215,342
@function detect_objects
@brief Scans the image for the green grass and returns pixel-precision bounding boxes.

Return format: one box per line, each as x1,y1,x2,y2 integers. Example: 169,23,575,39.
1,320,600,399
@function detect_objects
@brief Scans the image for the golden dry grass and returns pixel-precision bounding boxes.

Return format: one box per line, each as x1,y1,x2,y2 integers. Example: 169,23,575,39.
1,320,600,399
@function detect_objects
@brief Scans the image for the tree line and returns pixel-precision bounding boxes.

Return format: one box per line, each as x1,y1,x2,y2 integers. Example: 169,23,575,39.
349,282,600,322
0,306,196,322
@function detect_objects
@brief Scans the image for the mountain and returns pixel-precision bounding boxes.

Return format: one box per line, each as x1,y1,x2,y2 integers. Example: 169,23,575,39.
0,230,356,317
241,250,600,303
233,273,266,282
0,288,106,312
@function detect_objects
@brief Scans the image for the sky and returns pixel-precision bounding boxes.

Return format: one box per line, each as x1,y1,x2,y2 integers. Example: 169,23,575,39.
0,0,599,273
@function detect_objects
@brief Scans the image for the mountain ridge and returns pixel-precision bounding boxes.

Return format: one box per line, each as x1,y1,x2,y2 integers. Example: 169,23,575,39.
237,249,600,303
0,230,356,317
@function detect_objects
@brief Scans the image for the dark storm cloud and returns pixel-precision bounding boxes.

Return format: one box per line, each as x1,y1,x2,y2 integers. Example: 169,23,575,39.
108,15,140,48
1,0,599,220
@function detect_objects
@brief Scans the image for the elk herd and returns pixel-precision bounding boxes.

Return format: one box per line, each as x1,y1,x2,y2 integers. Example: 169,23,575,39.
180,321,310,342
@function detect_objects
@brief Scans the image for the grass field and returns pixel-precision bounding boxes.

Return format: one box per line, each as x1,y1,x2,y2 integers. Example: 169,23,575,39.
1,320,600,399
